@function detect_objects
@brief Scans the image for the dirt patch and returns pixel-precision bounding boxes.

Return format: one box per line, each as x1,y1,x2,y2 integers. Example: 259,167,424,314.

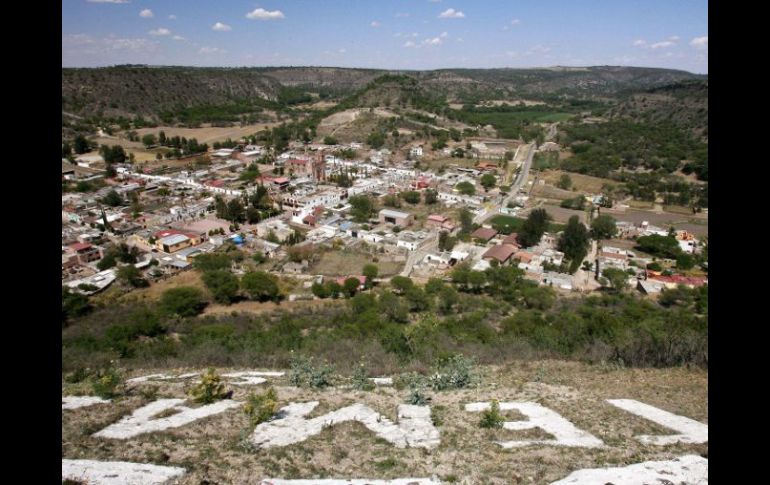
310,251,404,277
131,123,279,145
539,170,620,194
120,271,207,304
202,299,343,317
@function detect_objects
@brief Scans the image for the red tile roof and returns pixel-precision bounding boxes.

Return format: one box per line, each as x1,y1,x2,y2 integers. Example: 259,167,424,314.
471,227,498,241
483,244,517,263
69,242,92,252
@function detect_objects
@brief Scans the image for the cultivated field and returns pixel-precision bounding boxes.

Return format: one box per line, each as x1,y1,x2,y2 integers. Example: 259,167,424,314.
62,361,707,484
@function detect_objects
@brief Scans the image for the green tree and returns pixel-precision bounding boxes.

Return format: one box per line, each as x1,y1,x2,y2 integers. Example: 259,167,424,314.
323,136,338,145
424,189,438,204
117,264,148,288
480,174,496,191
591,215,618,240
458,208,474,234
402,191,421,204
159,287,207,317
74,135,90,154
602,268,629,292
202,270,240,304
635,234,681,259
349,195,376,223
557,174,572,190
518,208,551,247
343,277,361,297
141,133,157,148
676,253,696,270
193,253,232,272
226,199,245,223
390,276,414,295
367,131,386,149
241,271,280,302
363,264,379,287
456,181,476,196
101,189,123,207
557,216,590,273
62,286,92,325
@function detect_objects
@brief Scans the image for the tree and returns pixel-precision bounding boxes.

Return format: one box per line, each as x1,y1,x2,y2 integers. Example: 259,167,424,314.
202,270,239,304
438,231,457,251
142,134,157,148
459,208,474,234
349,195,376,223
74,135,90,154
241,271,280,302
101,190,123,207
159,130,166,145
402,191,421,204
557,216,590,273
363,264,379,287
226,199,245,223
367,131,386,149
311,282,330,299
117,264,148,288
343,277,361,297
456,181,476,196
676,253,696,270
424,189,438,204
390,276,414,295
591,215,618,240
62,286,92,325
193,253,232,272
159,287,207,317
557,174,573,190
480,174,496,191
62,142,73,159
602,268,629,292
635,234,681,259
518,208,551,247
323,136,338,145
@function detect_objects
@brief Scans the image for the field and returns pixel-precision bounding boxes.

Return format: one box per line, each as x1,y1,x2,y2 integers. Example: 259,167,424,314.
538,170,621,194
489,215,567,235
62,361,707,484
131,123,279,145
310,250,404,277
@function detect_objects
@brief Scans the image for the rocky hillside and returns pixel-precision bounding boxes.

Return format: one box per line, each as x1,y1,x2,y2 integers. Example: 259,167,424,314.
608,80,708,140
62,65,705,122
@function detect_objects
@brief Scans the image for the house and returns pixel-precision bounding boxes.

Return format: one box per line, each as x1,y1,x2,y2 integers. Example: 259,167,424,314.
637,279,665,294
397,235,420,251
334,275,367,289
501,233,520,249
154,229,201,253
68,242,103,264
542,271,573,290
471,227,498,243
379,209,413,227
647,274,708,289
476,161,499,172
482,244,517,264
425,214,455,231
409,145,423,158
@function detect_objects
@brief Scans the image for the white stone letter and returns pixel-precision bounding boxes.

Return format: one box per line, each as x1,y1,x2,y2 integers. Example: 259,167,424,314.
251,402,440,449
62,459,186,484
550,454,708,484
606,399,708,445
465,401,603,448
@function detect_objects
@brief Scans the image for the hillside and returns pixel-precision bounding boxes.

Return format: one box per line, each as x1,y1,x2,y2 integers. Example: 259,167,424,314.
61,66,705,124
608,80,708,140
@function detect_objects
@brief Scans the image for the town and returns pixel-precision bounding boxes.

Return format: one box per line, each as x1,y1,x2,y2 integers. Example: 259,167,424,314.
62,132,707,302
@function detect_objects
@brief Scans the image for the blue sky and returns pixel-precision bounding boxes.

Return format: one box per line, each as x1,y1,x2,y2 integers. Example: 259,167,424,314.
62,1,708,73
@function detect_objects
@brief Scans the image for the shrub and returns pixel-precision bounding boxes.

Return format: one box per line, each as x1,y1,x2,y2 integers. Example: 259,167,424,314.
351,360,375,391
430,354,476,390
188,368,228,404
289,353,334,389
91,362,122,399
243,387,279,427
405,387,428,405
159,287,207,317
479,399,505,429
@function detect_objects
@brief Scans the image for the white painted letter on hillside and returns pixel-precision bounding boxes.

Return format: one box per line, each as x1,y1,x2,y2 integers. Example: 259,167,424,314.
250,402,440,449
93,398,242,439
465,402,604,448
606,399,708,445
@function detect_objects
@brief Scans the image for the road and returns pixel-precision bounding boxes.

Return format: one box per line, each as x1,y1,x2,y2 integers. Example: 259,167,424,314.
475,142,536,224
400,234,438,277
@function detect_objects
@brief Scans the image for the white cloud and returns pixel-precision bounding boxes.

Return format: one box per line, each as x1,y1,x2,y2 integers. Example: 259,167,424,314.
632,39,646,46
438,8,465,19
404,41,416,48
423,32,448,46
371,21,380,27
246,8,285,20
212,22,232,31
168,14,176,20
148,28,171,36
139,9,153,18
172,35,185,41
650,40,674,49
668,35,680,41
395,13,410,18
87,0,130,3
440,32,448,38
511,19,521,25
338,48,347,53
199,46,225,54
690,36,708,49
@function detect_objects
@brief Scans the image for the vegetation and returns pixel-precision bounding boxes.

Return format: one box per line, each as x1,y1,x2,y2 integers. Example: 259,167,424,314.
159,287,207,317
518,209,552,247
243,387,279,427
241,271,280,302
557,216,590,273
289,353,334,389
188,368,228,404
479,400,505,429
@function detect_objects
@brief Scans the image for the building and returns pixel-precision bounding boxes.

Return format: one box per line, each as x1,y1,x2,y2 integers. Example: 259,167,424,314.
471,227,498,243
154,229,201,253
286,155,327,182
68,242,103,264
482,244,517,264
379,209,413,227
426,214,456,231
409,145,423,158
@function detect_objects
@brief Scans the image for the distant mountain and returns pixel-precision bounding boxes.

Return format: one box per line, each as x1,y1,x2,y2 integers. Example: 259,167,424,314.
608,80,708,140
61,65,706,124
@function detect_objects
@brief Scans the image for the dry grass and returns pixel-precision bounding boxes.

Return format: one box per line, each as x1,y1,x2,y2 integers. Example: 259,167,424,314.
539,170,619,194
120,271,207,304
131,123,279,145
62,361,707,484
310,251,403,277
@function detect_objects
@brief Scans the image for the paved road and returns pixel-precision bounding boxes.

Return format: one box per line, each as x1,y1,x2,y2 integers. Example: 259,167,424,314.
475,143,536,224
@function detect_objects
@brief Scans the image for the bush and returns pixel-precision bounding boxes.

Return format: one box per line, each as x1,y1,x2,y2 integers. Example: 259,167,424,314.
244,387,279,427
289,353,334,389
479,400,505,429
188,368,228,404
405,387,428,405
241,271,280,302
91,363,122,399
159,287,207,317
430,354,476,390
351,360,375,391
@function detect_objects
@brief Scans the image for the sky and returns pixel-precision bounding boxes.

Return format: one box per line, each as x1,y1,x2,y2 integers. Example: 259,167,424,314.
62,1,708,74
